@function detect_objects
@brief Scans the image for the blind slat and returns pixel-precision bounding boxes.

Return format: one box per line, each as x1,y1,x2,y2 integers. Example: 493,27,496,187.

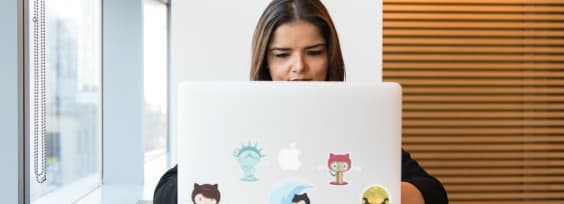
405,121,564,127
385,21,564,29
450,192,564,199
385,29,564,37
385,0,564,4
447,184,564,191
421,160,564,168
405,128,564,135
385,46,564,54
384,5,564,13
412,152,564,159
442,176,564,184
406,144,564,151
451,201,564,204
404,136,564,143
384,54,564,61
404,111,564,118
384,38,564,46
403,95,564,102
431,168,564,176
384,62,564,70
385,79,564,86
404,88,564,94
384,13,564,21
387,70,564,77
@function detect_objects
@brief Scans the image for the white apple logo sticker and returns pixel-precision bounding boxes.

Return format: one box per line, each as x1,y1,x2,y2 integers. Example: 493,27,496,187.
278,143,301,171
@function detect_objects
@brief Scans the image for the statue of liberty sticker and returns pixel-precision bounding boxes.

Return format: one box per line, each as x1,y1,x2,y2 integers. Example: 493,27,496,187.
233,141,266,182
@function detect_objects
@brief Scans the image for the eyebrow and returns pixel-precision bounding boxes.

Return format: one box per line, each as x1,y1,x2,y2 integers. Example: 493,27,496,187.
304,43,326,50
270,43,326,52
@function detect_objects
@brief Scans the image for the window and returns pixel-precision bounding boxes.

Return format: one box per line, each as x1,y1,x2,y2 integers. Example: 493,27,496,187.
29,0,101,203
143,0,169,198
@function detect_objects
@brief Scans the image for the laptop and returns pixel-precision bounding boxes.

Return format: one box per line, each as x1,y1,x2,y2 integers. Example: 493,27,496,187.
177,81,402,204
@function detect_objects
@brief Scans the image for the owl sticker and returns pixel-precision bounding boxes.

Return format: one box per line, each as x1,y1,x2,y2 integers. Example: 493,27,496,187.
191,183,221,204
328,153,352,185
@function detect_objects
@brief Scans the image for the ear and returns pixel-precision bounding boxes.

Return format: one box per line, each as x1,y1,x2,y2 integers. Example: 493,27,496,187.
194,183,199,188
213,184,218,189
345,153,350,157
330,153,335,157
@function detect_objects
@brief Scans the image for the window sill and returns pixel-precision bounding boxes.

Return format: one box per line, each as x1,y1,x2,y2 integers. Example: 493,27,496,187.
32,173,101,204
76,153,168,204
75,184,144,204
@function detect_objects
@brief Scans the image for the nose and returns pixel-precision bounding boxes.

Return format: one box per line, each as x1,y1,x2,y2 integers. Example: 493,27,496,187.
291,54,306,73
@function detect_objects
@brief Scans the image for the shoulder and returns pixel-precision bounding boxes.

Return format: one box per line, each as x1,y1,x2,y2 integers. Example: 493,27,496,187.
153,165,178,204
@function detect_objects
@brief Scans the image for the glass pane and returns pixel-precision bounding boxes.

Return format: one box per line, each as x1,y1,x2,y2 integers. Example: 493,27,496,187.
144,0,168,156
143,0,168,199
29,0,101,202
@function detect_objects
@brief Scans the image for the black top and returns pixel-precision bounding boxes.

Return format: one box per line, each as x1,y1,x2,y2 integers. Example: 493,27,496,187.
153,149,448,204
400,149,448,204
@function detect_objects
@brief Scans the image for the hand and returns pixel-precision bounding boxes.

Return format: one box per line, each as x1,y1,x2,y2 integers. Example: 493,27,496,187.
401,181,424,204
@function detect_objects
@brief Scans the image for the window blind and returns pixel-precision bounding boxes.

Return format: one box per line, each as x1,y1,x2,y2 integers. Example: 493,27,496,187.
383,0,564,203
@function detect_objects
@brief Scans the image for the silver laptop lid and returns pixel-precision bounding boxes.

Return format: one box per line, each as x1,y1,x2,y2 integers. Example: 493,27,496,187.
178,81,402,204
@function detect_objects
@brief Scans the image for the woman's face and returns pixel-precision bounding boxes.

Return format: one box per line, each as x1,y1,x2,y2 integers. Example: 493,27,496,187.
267,21,328,81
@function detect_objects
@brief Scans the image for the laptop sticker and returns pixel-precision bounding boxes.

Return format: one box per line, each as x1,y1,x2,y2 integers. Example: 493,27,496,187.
278,143,302,171
233,141,266,182
269,181,312,204
191,183,221,204
362,185,390,204
328,153,352,185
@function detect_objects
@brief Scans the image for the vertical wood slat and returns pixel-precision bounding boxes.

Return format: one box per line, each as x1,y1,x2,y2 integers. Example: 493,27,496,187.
382,0,564,203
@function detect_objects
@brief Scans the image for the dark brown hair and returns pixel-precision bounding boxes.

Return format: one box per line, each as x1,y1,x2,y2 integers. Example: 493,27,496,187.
191,183,221,203
250,0,345,81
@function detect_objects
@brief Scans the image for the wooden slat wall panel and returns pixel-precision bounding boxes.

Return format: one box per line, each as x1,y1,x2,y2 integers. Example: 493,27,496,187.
382,0,564,203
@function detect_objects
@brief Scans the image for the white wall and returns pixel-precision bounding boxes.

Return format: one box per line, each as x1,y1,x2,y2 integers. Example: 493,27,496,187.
170,0,383,164
0,0,22,203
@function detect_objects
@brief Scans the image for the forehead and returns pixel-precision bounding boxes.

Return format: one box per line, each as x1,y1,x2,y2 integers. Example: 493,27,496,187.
269,21,325,48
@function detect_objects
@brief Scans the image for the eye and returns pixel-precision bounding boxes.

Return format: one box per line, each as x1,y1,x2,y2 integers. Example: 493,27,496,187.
273,53,290,58
332,163,338,169
307,50,323,56
342,163,348,169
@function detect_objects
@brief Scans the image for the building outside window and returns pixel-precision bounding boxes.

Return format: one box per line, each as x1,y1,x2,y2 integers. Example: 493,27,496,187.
29,0,102,203
143,0,169,199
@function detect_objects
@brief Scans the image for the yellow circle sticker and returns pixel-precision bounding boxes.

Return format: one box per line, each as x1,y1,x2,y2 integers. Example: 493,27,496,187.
362,185,390,204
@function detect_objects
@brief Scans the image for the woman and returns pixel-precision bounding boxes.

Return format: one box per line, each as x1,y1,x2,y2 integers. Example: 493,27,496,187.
154,0,448,203
249,0,344,81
